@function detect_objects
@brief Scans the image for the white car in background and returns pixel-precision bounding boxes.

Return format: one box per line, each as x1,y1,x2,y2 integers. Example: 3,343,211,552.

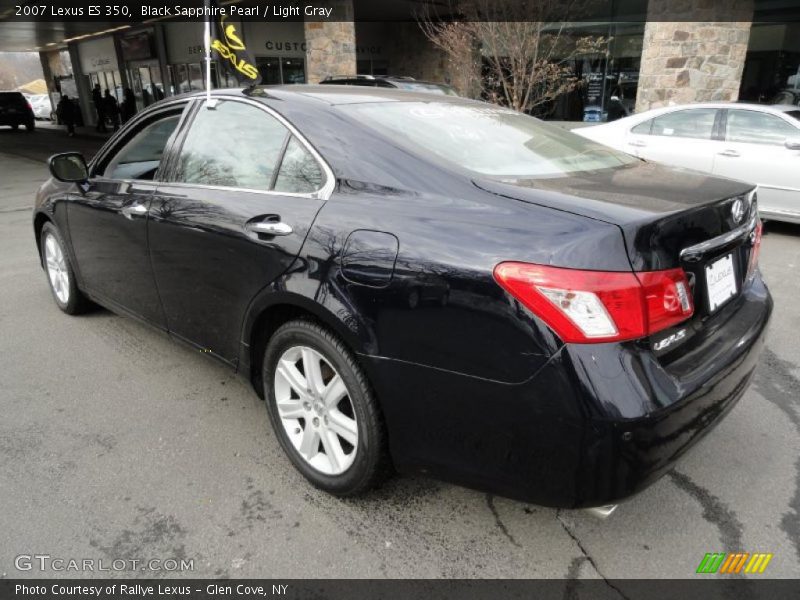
28,94,53,120
575,103,800,224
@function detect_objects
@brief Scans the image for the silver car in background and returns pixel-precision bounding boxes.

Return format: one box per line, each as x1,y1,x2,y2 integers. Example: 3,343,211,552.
575,103,800,224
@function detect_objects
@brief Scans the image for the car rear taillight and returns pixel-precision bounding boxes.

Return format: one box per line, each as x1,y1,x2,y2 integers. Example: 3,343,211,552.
746,220,763,280
493,262,694,344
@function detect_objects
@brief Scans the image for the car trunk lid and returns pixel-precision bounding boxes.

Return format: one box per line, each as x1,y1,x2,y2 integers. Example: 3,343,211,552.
474,160,760,336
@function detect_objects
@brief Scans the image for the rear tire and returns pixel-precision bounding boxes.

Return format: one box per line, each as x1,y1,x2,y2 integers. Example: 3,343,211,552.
25,121,34,132
40,222,90,315
263,319,390,496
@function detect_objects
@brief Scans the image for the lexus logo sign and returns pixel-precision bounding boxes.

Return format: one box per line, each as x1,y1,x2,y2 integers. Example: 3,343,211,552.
731,198,745,224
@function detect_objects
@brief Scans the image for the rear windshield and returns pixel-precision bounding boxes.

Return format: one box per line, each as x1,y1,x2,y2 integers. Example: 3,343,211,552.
0,92,27,108
393,82,458,96
341,101,636,178
786,110,800,122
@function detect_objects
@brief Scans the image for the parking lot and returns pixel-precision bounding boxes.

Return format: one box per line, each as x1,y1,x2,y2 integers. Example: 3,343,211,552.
0,126,799,582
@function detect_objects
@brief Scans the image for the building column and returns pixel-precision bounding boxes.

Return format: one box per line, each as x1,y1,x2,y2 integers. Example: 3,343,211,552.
635,0,754,112
304,0,356,83
67,43,93,127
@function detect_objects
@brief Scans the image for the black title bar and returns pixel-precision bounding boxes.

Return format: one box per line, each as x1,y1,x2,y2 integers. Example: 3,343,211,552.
1,0,799,23
3,579,800,600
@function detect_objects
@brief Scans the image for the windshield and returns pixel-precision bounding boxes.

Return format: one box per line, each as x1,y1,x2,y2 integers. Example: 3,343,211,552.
340,101,636,178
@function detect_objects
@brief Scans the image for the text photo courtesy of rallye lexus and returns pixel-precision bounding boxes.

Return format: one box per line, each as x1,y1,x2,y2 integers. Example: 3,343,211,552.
34,86,771,509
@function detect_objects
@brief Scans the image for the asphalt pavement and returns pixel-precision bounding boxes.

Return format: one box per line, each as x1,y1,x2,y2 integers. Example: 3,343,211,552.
1,126,799,583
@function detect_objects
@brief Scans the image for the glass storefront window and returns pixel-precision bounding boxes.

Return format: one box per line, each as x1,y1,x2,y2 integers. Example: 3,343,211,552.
356,59,388,76
166,65,176,96
282,58,306,84
175,64,190,93
257,57,282,84
188,63,203,92
256,56,305,84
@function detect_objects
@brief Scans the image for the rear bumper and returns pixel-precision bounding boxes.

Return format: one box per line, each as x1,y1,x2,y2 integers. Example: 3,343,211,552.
566,275,772,505
365,275,772,508
0,116,33,126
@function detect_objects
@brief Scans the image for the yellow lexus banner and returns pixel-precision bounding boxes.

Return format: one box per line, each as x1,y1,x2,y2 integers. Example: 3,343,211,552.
209,2,261,86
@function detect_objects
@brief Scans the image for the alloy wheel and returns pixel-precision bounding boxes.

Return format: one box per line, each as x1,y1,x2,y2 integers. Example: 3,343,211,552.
274,345,358,475
44,233,70,304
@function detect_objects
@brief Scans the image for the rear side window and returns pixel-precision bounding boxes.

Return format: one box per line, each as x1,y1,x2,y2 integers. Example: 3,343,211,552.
173,100,288,190
634,109,717,140
273,137,323,194
173,99,326,194
726,110,798,145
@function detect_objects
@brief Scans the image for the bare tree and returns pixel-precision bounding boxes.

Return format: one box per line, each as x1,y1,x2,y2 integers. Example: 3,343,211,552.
419,0,608,113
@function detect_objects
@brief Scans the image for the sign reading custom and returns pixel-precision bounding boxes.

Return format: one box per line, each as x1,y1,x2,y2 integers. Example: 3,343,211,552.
209,5,261,85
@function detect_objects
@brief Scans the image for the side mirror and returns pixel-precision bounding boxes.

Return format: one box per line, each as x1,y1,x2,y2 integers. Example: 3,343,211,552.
785,137,800,151
48,152,89,183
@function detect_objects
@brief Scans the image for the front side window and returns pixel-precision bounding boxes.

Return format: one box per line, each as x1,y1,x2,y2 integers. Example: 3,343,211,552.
633,108,717,140
103,114,181,180
341,101,636,178
726,110,798,145
173,100,325,193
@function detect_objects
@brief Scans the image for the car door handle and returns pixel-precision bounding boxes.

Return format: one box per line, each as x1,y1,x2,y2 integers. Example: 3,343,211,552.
718,149,740,157
628,140,647,147
121,203,148,219
247,221,293,236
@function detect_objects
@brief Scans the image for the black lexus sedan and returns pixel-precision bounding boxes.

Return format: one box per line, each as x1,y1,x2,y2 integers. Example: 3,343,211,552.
34,86,771,509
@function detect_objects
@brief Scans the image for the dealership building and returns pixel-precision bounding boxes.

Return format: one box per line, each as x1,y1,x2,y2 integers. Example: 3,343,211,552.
1,0,799,124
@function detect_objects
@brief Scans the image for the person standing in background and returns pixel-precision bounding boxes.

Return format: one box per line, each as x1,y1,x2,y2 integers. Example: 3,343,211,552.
104,89,120,132
121,88,137,123
56,95,76,136
91,83,106,133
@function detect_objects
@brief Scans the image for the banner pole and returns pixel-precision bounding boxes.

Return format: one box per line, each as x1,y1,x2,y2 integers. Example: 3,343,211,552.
204,0,212,105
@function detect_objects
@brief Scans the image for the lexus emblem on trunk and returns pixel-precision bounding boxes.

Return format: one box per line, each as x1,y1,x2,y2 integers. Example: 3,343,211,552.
732,198,745,224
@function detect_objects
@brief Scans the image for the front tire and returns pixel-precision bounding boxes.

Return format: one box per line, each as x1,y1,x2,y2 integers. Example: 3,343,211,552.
40,222,89,314
263,320,389,496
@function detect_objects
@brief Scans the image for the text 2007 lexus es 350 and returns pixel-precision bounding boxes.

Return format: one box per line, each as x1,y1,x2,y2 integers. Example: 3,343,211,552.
34,86,771,508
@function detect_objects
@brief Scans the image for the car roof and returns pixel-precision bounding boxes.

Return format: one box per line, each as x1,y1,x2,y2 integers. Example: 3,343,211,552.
180,85,471,106
585,101,800,130
638,101,798,114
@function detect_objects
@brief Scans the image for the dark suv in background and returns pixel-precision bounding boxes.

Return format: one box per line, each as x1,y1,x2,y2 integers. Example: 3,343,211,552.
0,91,35,131
320,74,458,96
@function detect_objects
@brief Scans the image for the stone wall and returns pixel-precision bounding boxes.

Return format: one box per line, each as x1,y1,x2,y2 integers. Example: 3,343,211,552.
304,0,356,83
635,0,754,112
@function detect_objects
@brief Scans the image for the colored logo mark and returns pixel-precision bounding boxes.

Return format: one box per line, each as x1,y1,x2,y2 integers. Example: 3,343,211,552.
696,552,773,574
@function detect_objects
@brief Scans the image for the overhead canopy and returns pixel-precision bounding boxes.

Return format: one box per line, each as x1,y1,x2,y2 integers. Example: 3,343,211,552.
0,20,124,52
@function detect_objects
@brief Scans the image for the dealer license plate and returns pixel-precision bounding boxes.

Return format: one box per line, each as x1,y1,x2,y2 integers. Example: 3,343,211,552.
705,253,737,312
